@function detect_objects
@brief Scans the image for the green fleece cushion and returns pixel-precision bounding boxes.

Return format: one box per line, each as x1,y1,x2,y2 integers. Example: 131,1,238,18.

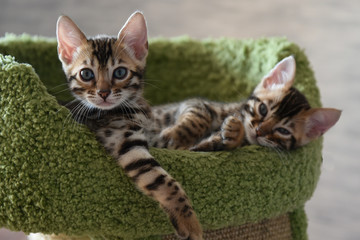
0,34,322,239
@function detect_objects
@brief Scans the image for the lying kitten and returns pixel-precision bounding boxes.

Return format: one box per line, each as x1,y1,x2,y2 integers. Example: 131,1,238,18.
29,12,202,240
147,56,341,152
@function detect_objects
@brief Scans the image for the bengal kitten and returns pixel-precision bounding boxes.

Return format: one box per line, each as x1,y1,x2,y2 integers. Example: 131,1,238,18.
147,56,341,152
29,12,203,240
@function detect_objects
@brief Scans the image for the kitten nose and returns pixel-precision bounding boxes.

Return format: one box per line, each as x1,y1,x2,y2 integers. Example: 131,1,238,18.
97,89,111,100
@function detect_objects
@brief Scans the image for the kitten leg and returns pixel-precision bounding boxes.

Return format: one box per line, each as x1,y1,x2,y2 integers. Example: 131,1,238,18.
191,116,244,151
98,124,203,240
160,103,212,150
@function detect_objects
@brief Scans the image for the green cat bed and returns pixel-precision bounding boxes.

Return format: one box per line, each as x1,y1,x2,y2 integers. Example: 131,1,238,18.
0,34,322,240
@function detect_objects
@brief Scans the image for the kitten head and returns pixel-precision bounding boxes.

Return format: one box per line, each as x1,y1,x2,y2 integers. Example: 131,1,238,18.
242,56,341,150
56,11,148,110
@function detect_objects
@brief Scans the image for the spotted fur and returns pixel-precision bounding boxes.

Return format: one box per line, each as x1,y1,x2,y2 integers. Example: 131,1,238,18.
147,56,341,152
41,12,203,240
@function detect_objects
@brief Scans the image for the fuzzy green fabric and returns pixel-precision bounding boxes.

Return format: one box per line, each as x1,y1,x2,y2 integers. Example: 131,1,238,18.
0,34,322,240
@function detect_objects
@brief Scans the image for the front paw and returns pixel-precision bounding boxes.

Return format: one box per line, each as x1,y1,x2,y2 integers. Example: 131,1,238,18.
160,126,177,148
160,126,190,150
172,211,203,240
221,116,244,150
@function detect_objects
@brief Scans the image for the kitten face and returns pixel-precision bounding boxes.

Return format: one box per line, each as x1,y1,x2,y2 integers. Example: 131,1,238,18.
65,38,144,110
243,87,311,149
242,56,341,150
56,12,148,110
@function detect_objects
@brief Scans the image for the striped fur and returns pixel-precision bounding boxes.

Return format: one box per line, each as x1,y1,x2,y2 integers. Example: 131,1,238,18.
49,12,203,240
148,56,341,152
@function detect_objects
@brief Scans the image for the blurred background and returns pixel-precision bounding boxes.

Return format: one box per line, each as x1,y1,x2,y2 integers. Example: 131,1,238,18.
0,0,359,239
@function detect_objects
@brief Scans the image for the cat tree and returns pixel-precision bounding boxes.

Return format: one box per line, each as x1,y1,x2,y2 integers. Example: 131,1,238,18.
0,34,322,239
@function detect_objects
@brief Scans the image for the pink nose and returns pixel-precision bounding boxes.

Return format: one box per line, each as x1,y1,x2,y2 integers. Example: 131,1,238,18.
97,89,111,100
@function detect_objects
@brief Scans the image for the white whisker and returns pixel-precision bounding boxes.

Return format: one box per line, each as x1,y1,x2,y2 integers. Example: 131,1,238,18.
48,83,69,91
52,88,71,96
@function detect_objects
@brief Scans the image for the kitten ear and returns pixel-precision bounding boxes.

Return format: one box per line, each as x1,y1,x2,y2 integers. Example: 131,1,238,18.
255,56,296,92
118,11,148,61
302,108,342,144
56,15,87,64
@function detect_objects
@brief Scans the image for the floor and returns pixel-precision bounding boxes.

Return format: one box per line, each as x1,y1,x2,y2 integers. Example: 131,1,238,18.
0,0,359,239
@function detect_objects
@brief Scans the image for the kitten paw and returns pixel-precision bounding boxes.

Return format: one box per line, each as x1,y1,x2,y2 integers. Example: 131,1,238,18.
160,126,178,148
160,126,190,150
173,212,203,240
189,134,222,151
221,116,244,150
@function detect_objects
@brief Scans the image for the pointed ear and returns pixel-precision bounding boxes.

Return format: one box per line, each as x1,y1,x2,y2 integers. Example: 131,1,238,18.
254,56,296,93
118,11,148,61
56,15,87,64
303,108,341,143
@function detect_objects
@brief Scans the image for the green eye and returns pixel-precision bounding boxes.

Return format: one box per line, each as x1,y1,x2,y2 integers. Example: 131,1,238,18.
276,127,291,135
259,103,268,117
113,67,128,80
80,68,95,81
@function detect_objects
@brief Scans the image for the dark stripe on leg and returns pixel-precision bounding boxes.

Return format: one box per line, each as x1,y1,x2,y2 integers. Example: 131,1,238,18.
182,125,199,138
189,110,209,122
118,140,148,155
124,158,160,172
146,174,166,191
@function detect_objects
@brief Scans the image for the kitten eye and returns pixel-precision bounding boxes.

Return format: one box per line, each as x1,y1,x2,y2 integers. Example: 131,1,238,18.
113,67,128,80
276,127,291,135
80,68,95,81
259,103,268,117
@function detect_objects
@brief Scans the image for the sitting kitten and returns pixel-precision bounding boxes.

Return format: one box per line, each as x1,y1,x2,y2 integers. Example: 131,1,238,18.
147,56,341,152
29,12,203,240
